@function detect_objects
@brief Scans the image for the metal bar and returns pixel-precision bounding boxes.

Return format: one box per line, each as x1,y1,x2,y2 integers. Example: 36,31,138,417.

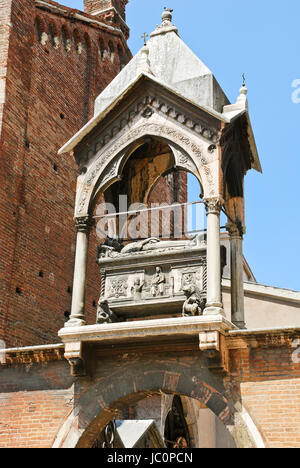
93,200,205,220
96,226,227,242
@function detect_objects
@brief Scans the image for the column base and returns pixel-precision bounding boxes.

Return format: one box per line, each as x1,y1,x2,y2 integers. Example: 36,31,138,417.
232,320,246,330
203,305,225,317
64,318,86,328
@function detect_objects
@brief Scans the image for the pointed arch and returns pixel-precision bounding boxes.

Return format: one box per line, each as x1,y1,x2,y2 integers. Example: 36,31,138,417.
75,122,214,218
52,358,265,449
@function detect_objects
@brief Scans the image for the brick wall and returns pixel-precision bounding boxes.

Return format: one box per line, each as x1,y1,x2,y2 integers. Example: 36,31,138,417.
0,0,187,348
229,336,300,448
0,333,300,448
84,0,128,20
0,0,11,137
0,352,74,448
0,0,131,347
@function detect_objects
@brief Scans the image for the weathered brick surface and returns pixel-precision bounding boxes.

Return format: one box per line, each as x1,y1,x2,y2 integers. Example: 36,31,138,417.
0,0,187,348
0,0,131,347
84,0,127,20
228,336,300,448
0,358,74,448
0,333,299,448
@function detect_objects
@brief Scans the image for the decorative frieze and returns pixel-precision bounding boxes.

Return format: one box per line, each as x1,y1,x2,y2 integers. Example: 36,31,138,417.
80,94,219,165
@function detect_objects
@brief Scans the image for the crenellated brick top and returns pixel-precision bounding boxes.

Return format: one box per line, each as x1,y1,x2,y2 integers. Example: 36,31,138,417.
84,0,128,20
35,0,129,39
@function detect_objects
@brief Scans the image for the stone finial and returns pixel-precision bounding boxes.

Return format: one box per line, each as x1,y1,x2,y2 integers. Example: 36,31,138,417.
222,75,248,114
161,7,173,25
236,78,248,109
137,44,153,75
150,7,179,37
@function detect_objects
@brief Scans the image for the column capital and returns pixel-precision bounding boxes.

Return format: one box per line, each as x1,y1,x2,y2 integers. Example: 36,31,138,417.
204,197,223,215
226,222,246,239
75,216,94,233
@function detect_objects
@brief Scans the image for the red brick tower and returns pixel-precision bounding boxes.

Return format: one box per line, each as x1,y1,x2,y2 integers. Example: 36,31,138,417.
0,0,131,347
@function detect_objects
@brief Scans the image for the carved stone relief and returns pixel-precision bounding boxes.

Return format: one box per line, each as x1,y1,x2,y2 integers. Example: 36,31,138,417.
97,247,207,323
107,278,128,299
182,285,206,317
151,266,165,297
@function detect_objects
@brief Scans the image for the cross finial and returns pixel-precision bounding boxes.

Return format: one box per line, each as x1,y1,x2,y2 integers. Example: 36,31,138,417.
141,32,149,46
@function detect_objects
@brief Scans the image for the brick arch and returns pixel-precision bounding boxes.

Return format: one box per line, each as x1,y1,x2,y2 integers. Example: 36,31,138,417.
34,16,46,42
98,37,106,60
53,359,237,448
61,24,71,52
108,40,115,62
73,28,81,45
83,32,92,49
48,21,58,38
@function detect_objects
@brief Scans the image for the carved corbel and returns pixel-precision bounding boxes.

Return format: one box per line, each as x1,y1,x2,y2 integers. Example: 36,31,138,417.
199,331,229,372
65,342,86,377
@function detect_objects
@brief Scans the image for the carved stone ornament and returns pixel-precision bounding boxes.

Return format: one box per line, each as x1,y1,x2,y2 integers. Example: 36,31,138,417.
77,42,84,55
151,266,165,297
142,107,154,119
95,236,208,323
97,299,119,324
131,277,144,300
204,198,223,215
151,7,179,36
40,32,48,45
75,216,94,233
65,39,72,52
53,37,60,49
97,235,205,260
108,278,128,298
182,284,206,318
80,94,219,169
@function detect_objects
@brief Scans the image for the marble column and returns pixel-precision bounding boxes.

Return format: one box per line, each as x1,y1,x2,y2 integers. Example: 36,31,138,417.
226,222,245,328
65,216,93,328
203,198,225,317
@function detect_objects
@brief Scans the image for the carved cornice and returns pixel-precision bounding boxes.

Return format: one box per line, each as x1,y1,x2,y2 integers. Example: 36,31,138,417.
75,216,94,233
204,198,223,215
1,346,65,365
79,94,219,165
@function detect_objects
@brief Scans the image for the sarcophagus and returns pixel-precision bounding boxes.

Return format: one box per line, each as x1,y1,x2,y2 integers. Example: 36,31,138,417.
96,236,215,322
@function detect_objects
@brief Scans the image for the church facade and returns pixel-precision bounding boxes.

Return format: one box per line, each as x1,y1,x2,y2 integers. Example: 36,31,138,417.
0,1,300,449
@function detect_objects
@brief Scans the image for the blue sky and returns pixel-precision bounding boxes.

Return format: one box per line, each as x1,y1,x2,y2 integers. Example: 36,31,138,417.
61,0,300,291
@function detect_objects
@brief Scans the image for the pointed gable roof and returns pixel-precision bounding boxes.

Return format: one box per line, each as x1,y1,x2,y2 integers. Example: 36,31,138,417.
94,8,229,117
59,8,261,174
